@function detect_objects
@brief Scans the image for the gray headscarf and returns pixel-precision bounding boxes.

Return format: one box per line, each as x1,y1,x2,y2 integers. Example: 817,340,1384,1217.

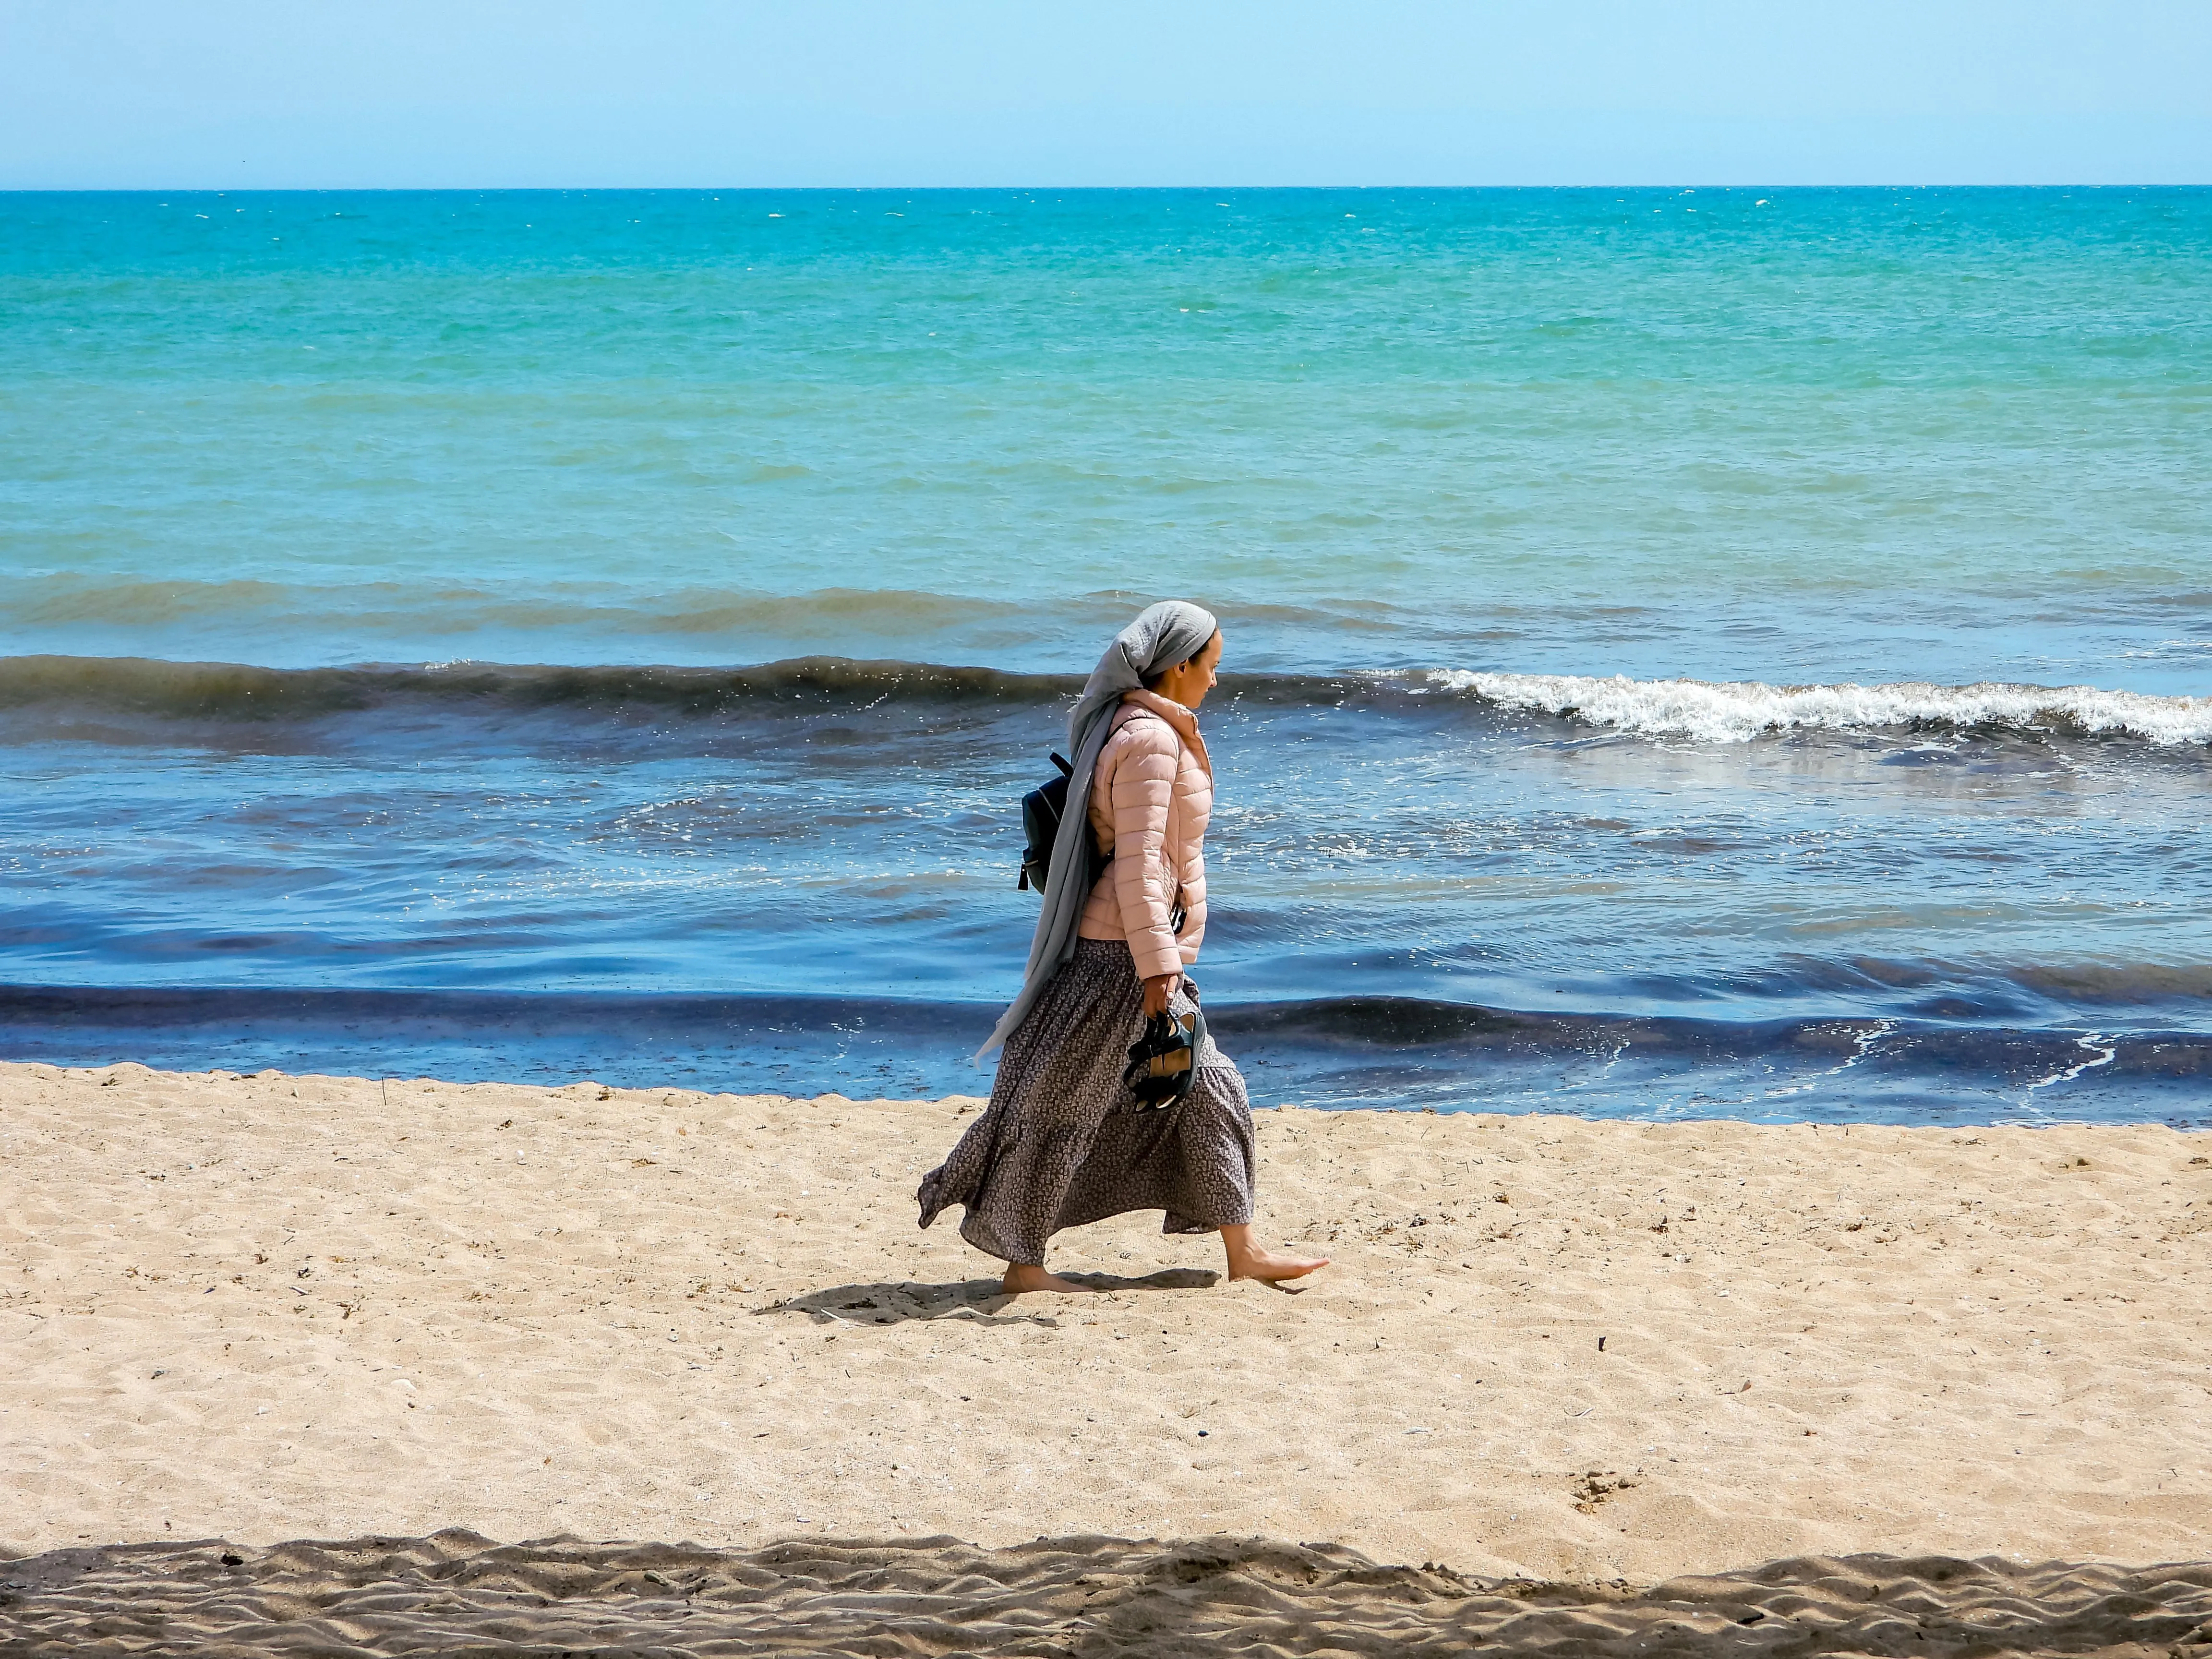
978,600,1219,1058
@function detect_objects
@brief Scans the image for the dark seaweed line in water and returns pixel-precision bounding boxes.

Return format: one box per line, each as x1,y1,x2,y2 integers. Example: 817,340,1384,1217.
3,654,2206,747
0,652,1087,718
3,1529,2209,1658
2,984,2205,1084
0,654,1419,726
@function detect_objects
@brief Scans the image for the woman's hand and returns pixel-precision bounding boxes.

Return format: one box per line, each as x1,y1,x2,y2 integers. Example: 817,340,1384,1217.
1141,972,1182,1018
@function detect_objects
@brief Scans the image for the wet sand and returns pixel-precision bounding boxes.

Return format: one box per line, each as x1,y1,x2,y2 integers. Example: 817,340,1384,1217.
3,1058,2209,1643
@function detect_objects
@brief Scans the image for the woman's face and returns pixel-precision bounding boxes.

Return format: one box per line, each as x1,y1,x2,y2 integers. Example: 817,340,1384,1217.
1158,628,1224,709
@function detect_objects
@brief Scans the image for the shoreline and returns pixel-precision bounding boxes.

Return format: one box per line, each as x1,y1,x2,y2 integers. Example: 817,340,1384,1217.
3,1058,2208,1582
5,994,2207,1126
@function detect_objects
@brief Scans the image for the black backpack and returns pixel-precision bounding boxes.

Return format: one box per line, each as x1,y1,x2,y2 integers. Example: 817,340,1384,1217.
1017,752,1110,894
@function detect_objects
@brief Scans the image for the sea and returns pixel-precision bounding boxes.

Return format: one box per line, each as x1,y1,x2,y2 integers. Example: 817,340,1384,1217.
3,186,2208,1124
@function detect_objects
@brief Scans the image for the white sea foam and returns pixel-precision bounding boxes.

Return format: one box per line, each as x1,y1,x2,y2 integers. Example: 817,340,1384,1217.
1431,671,2212,746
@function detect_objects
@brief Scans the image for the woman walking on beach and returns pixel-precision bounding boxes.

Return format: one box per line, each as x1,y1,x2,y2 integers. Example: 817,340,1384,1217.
917,601,1328,1295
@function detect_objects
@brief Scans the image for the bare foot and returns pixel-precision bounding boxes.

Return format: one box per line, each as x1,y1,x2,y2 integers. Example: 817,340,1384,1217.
1000,1263,1095,1295
1226,1244,1330,1283
1220,1223,1328,1283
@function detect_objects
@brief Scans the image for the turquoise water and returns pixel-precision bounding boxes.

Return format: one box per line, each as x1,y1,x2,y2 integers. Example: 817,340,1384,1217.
2,188,2209,1119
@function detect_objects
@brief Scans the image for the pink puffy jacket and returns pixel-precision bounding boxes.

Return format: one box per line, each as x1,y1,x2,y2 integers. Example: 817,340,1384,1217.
1075,688,1214,982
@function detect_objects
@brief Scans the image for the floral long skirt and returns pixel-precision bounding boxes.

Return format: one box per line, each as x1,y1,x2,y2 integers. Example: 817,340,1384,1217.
915,939,1257,1265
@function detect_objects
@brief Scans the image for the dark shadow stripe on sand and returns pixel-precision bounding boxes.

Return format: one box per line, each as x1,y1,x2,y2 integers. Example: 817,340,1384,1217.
3,1530,2210,1657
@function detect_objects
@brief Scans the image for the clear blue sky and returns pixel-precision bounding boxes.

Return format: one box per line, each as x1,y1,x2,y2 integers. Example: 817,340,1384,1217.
3,0,2206,189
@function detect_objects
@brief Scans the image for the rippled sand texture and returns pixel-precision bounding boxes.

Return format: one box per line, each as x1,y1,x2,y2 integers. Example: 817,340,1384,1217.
3,1060,2209,1581
6,1532,2212,1658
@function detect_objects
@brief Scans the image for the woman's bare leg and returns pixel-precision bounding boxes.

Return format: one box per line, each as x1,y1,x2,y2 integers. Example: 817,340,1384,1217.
1001,1262,1094,1294
1220,1224,1328,1282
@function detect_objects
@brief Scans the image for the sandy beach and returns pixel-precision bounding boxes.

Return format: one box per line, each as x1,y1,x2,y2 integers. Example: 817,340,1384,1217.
5,1058,2211,1648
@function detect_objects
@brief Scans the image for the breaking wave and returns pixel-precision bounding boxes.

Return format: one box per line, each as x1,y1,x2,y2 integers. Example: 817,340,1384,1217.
3,654,2208,753
1438,670,2212,746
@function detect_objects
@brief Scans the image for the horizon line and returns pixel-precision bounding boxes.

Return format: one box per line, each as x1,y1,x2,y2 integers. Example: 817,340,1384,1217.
5,181,2209,195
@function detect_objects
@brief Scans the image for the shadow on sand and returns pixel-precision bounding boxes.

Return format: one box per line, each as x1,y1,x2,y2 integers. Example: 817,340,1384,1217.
8,1531,2210,1657
762,1268,1220,1326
